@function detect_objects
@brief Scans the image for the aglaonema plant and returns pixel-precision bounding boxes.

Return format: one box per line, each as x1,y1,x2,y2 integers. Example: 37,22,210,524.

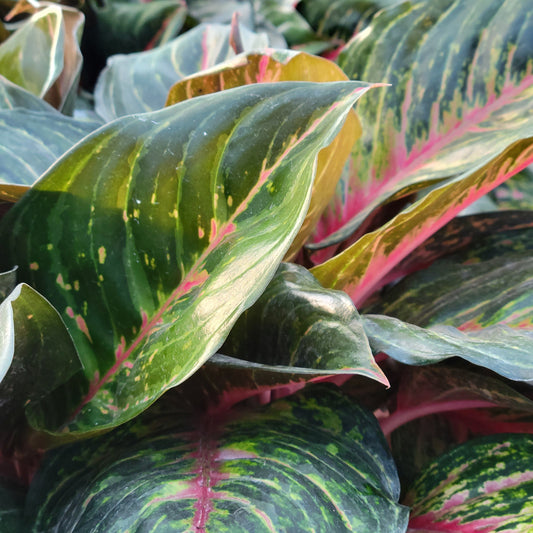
0,0,533,531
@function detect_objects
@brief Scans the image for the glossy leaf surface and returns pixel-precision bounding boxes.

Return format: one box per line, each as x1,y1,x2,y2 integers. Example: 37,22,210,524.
167,49,362,259
363,314,533,382
366,252,533,331
27,385,408,532
0,6,64,98
0,283,82,439
405,433,533,532
312,137,533,305
0,75,56,111
0,109,100,202
0,81,368,434
223,263,387,384
94,23,269,121
312,0,533,251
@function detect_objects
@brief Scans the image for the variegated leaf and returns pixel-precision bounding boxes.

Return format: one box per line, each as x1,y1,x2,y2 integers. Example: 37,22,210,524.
0,81,369,434
490,167,533,210
405,433,533,532
26,385,409,532
222,262,387,384
312,137,533,306
311,0,533,253
0,109,101,202
94,23,269,121
0,75,56,111
166,49,362,260
0,6,64,98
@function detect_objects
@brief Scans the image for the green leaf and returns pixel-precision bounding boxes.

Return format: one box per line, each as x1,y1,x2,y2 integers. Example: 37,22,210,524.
94,23,269,121
0,6,64,98
222,263,388,384
166,49,363,260
363,314,533,382
0,284,82,429
0,267,16,303
0,476,25,532
370,210,533,290
298,0,397,41
366,252,533,331
0,75,56,111
0,109,101,202
312,0,533,252
405,433,533,531
0,81,368,435
312,137,533,306
26,385,408,532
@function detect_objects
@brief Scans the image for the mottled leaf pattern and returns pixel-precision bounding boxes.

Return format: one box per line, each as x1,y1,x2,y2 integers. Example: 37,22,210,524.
312,137,533,305
94,23,269,121
223,263,387,384
490,167,533,210
405,434,533,532
363,314,533,382
27,386,409,532
0,82,369,434
166,49,362,260
0,6,64,98
312,0,533,251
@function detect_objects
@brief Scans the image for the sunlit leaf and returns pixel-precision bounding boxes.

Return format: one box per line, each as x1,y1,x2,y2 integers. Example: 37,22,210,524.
94,23,269,121
167,49,363,260
26,385,408,532
0,6,64,98
312,137,533,306
405,433,533,532
0,81,368,434
312,0,533,252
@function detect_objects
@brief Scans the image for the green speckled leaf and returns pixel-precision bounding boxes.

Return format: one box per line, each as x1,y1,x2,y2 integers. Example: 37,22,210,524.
311,0,533,253
0,109,101,202
363,314,533,382
26,385,408,532
0,6,64,98
0,476,25,532
223,263,387,383
405,433,533,531
94,23,269,121
0,81,369,435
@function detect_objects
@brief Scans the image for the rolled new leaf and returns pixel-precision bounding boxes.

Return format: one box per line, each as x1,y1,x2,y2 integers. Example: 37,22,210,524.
405,433,533,531
0,81,372,434
26,385,408,532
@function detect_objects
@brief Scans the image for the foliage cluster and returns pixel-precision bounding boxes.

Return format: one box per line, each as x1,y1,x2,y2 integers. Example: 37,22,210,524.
0,0,533,530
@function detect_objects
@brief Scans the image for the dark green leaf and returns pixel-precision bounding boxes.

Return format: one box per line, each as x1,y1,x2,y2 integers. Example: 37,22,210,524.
223,263,387,383
1,81,369,434
26,385,408,532
0,476,25,532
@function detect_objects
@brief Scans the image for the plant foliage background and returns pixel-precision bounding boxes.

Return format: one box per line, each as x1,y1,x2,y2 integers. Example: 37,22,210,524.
0,0,532,531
